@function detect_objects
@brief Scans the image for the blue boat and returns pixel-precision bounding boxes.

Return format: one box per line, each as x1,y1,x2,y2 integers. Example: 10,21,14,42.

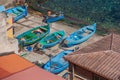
64,23,96,47
37,30,65,50
16,24,50,46
5,6,28,22
43,13,64,23
43,50,73,74
0,5,5,12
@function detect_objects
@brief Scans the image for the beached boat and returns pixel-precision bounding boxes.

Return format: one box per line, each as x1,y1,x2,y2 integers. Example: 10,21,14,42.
0,5,5,12
43,50,73,74
16,24,50,46
63,23,96,47
43,13,64,23
37,30,65,49
5,6,28,22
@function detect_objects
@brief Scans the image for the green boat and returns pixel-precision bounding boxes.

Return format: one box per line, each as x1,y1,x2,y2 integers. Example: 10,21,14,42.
16,24,50,46
37,30,65,49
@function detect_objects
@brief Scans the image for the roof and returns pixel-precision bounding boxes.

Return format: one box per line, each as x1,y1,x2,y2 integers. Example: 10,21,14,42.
74,34,120,53
2,66,65,80
0,54,34,79
0,53,65,80
65,50,120,80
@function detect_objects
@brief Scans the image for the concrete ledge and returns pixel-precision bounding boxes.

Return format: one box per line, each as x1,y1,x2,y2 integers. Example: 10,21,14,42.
0,51,14,56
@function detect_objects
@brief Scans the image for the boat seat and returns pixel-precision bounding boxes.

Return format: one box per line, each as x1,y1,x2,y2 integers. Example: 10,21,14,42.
50,14,57,17
51,61,62,68
48,35,58,43
55,33,62,39
64,52,68,55
56,32,62,36
82,29,86,32
16,7,25,12
12,9,20,15
45,34,56,43
82,28,92,34
40,27,47,31
86,27,94,31
77,31,83,34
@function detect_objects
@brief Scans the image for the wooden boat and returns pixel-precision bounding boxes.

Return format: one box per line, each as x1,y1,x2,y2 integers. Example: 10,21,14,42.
5,6,28,22
37,30,65,49
63,23,96,47
43,50,73,74
0,5,5,12
16,24,50,46
43,13,64,23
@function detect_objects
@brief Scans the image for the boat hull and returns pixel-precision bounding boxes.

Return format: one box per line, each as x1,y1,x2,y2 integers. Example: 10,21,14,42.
43,50,73,74
38,30,65,49
5,6,28,22
16,24,50,46
64,23,96,47
44,14,64,23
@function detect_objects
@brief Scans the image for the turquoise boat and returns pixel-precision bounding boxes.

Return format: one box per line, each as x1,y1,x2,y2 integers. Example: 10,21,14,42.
64,23,96,47
43,50,73,74
5,6,28,22
37,30,65,49
16,24,50,46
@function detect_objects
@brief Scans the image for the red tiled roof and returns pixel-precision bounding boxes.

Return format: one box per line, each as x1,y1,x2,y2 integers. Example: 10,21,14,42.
0,68,10,79
65,50,120,80
74,34,120,53
0,53,65,80
0,54,34,79
111,34,120,52
2,66,65,80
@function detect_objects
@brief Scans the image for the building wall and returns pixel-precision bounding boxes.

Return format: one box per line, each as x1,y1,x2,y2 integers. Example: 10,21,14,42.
69,63,107,80
0,13,18,54
74,65,93,80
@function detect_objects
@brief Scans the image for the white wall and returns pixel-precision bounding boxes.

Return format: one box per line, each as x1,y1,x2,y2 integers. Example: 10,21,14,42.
0,12,18,54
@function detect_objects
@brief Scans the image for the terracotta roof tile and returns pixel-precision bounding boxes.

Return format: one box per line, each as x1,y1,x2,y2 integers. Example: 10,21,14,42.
74,34,120,54
0,54,34,79
2,66,65,80
0,68,10,79
65,50,120,80
0,54,65,80
112,34,120,53
65,34,120,80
